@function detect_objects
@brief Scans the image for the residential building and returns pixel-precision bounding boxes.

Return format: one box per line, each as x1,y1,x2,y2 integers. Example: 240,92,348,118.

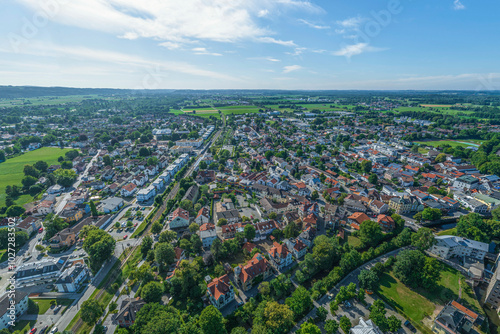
285,238,308,259
169,207,190,229
100,197,124,213
234,253,272,291
0,291,29,330
350,319,383,334
14,257,68,288
268,242,293,271
207,274,235,309
433,301,482,334
430,236,489,261
115,298,146,327
55,263,89,292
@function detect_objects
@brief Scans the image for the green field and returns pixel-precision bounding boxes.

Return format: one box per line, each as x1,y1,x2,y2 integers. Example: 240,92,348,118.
378,265,483,326
0,147,72,207
0,94,122,107
29,298,74,314
415,140,484,149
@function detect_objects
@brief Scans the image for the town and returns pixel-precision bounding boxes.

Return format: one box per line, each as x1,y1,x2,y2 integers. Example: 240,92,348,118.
1,89,500,334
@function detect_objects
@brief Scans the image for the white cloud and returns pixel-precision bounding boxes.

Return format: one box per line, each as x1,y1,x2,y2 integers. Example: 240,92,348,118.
159,41,181,50
283,65,302,73
332,43,386,58
258,36,297,47
453,0,465,10
336,16,364,29
192,47,222,56
285,47,307,56
298,19,329,29
0,41,236,81
258,9,269,17
16,0,317,48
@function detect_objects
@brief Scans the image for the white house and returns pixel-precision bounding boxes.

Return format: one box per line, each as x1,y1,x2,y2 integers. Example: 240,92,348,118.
136,185,156,202
430,235,489,261
55,263,89,293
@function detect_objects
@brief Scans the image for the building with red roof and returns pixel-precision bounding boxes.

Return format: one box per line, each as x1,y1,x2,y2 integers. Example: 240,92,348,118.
234,253,272,291
207,274,235,309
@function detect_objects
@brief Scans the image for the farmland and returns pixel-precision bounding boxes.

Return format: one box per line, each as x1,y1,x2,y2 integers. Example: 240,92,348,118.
0,147,72,207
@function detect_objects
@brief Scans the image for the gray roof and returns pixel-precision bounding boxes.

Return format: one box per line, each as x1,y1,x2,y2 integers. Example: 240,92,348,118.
56,263,87,284
436,236,489,252
15,257,68,279
0,291,29,316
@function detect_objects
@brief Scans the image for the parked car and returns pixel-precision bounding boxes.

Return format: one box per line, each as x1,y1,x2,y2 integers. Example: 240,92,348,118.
50,327,58,334
123,235,128,240
40,326,48,334
30,328,37,334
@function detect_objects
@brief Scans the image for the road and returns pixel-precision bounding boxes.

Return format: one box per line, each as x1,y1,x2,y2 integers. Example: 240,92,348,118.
55,149,101,214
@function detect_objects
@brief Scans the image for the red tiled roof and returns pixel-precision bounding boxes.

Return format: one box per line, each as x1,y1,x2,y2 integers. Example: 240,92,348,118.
207,274,232,301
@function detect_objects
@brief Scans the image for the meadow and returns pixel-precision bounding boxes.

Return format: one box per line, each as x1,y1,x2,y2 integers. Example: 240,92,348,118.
0,94,118,107
0,147,72,207
415,140,484,149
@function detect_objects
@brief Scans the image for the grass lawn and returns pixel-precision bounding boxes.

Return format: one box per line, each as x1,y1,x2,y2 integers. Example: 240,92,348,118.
10,319,34,333
347,235,362,248
378,265,484,327
0,249,7,262
377,272,435,323
0,147,72,207
436,228,457,236
30,298,74,314
415,140,481,149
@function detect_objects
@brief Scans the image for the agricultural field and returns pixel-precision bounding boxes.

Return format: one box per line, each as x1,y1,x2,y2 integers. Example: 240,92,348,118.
394,105,475,115
0,94,118,107
0,147,72,207
415,140,484,149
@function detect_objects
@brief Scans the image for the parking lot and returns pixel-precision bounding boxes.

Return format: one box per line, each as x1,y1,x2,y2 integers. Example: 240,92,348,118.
107,204,152,241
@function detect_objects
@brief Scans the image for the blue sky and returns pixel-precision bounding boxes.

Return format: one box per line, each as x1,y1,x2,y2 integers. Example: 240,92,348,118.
0,0,499,90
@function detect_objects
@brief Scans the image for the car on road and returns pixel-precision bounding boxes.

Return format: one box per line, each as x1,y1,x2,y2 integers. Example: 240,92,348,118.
404,320,416,332
30,328,37,334
134,222,138,227
40,326,48,334
50,327,58,334
326,293,333,300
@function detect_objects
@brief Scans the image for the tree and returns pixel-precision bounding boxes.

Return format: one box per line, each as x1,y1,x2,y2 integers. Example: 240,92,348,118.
255,300,294,334
159,230,177,243
456,213,491,242
21,175,37,188
139,147,150,157
435,153,446,163
311,190,319,200
141,281,163,303
286,286,313,319
151,221,162,234
103,155,112,166
339,316,352,334
155,242,175,269
325,319,339,334
393,249,441,289
244,224,256,241
189,222,200,233
198,305,226,334
358,269,379,292
411,227,436,251
6,205,25,217
23,164,39,177
359,220,383,247
81,299,103,324
369,300,388,332
53,168,77,187
421,208,442,221
217,218,228,227
83,229,116,272
387,315,402,332
297,323,321,334
316,306,328,323
141,236,153,258
268,212,277,220
89,200,98,217
361,160,372,174
368,173,378,185
493,206,500,221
